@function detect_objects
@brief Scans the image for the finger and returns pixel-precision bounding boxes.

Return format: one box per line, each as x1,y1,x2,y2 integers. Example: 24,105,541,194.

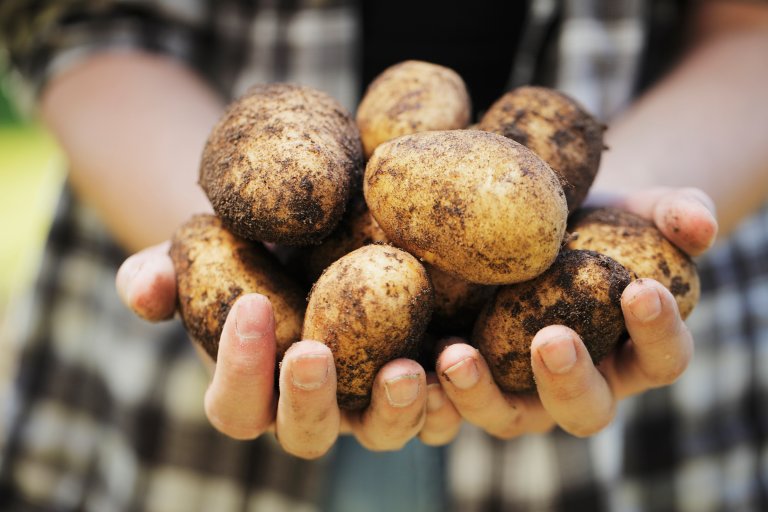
115,241,176,321
348,359,427,451
614,187,718,256
601,278,694,399
419,373,462,446
531,326,616,437
437,342,553,439
204,294,277,440
276,341,340,459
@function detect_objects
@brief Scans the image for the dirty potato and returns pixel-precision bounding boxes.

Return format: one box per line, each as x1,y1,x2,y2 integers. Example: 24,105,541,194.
473,250,632,393
478,86,604,213
303,245,433,410
170,214,305,361
427,265,496,336
200,83,364,246
356,60,471,158
364,129,568,285
567,207,700,319
303,198,492,333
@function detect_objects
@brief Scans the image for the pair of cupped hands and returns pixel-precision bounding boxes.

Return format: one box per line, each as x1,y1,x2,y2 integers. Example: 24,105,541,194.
116,187,717,460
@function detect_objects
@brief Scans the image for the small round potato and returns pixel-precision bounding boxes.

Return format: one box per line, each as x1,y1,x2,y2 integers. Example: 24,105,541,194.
478,86,604,213
303,245,433,410
304,198,494,334
473,250,632,393
567,207,701,319
200,83,364,246
356,60,471,158
169,214,306,361
427,265,496,336
364,129,568,285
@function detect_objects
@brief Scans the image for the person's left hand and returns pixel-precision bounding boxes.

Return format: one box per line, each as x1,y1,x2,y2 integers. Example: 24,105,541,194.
427,187,718,440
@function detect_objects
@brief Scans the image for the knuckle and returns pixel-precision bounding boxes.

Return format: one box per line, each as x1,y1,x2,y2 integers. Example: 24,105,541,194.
204,395,268,440
643,360,687,387
419,417,462,446
490,423,525,440
283,439,335,460
224,354,264,379
639,333,692,387
563,412,613,438
486,411,528,440
419,429,458,447
355,432,409,452
547,376,594,403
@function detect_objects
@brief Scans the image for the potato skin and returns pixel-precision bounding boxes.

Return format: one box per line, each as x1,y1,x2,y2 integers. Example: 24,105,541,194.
356,60,471,158
170,214,305,361
478,86,604,213
473,250,631,393
200,83,364,246
364,129,568,285
567,207,701,319
303,245,433,410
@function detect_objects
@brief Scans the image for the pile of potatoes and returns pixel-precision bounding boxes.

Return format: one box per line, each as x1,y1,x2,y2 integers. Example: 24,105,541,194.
171,60,700,407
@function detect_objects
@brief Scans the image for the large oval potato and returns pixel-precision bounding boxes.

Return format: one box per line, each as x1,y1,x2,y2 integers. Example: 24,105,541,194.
169,214,306,361
567,207,701,319
303,245,433,410
200,83,364,246
356,60,471,158
474,250,632,393
364,129,568,285
478,86,604,213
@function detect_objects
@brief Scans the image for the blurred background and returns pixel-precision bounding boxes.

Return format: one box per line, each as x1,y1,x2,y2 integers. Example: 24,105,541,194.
0,53,63,390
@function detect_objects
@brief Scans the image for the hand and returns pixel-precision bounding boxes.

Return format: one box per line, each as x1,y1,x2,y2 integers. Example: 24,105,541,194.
116,245,456,458
433,187,718,438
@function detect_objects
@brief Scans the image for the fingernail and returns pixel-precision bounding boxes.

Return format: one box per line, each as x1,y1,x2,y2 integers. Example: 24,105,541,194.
537,335,577,374
385,373,421,407
426,383,445,412
627,284,662,322
117,255,144,304
291,354,330,390
235,296,271,340
685,189,716,215
442,357,479,390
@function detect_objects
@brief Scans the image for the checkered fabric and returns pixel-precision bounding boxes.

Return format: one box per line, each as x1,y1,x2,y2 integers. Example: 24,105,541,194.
1,1,766,511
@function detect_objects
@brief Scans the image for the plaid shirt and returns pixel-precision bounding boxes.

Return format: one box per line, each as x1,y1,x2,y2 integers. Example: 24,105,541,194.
1,1,767,511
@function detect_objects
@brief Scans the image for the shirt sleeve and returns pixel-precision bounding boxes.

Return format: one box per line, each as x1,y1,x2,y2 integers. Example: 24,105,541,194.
0,0,217,97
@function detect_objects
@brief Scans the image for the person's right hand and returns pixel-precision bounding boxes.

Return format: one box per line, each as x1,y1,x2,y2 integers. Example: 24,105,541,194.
115,244,461,458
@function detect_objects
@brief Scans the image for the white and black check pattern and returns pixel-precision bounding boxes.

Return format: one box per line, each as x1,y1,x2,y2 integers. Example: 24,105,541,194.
1,1,766,511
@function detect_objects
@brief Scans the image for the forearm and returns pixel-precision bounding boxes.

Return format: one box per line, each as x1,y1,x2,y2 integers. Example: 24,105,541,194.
41,51,223,252
594,18,768,236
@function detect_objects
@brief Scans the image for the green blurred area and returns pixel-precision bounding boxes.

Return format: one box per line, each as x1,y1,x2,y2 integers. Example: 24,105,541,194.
0,68,63,312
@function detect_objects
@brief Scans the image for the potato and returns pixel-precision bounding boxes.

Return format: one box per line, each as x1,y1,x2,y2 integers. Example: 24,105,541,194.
304,198,494,334
473,250,632,393
303,245,433,410
364,129,568,285
302,196,389,283
567,207,700,319
427,265,496,336
199,83,364,246
170,214,305,360
356,60,471,158
478,86,604,213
